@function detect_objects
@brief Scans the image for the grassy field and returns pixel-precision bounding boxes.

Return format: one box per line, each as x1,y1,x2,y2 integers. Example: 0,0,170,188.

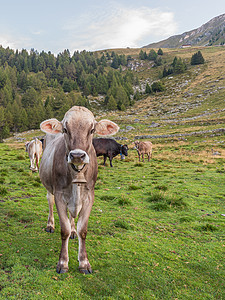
0,46,225,299
0,133,224,299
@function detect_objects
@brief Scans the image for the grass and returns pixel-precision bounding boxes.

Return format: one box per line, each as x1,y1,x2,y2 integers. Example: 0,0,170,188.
0,138,224,300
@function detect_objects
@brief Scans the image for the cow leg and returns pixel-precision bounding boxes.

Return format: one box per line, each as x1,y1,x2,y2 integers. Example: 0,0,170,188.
36,154,40,170
55,196,71,274
103,155,107,166
77,193,93,274
148,153,150,162
109,155,113,167
33,154,38,172
30,154,35,170
138,152,141,162
142,154,144,162
69,214,77,239
46,191,55,233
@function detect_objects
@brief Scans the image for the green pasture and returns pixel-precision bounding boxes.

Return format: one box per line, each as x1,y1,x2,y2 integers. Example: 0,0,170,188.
0,140,224,299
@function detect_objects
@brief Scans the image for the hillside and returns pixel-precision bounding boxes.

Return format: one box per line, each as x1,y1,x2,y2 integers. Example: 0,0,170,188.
5,46,225,148
102,46,225,136
144,13,225,48
1,45,225,146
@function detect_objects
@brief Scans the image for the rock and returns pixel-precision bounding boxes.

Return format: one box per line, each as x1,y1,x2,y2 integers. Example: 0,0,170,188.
148,122,160,128
126,126,135,131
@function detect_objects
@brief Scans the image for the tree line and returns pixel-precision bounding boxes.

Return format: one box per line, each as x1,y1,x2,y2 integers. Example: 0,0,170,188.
0,46,205,141
0,47,139,140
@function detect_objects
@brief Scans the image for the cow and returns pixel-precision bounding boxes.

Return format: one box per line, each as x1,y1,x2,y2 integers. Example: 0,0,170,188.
25,138,43,171
93,138,128,167
39,106,119,274
135,140,153,162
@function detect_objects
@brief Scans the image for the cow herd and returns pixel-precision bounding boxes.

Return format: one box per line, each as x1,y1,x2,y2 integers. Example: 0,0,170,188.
25,106,153,274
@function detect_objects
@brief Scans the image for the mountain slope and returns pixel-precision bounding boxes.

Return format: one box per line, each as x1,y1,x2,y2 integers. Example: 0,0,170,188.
144,13,225,48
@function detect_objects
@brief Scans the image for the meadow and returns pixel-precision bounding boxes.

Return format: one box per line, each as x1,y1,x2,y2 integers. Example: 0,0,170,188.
0,46,225,299
0,132,224,299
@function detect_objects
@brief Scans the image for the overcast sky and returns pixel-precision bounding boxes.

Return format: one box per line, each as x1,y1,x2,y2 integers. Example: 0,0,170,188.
0,0,224,54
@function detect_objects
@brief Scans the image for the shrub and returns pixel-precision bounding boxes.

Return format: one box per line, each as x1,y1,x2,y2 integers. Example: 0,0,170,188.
191,51,205,65
151,81,165,93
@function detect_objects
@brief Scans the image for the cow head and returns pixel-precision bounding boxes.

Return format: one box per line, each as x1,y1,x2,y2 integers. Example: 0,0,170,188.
40,106,119,170
25,141,30,152
134,140,140,149
122,144,128,156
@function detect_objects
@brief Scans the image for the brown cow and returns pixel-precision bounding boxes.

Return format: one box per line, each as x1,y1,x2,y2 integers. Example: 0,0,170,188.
25,138,43,171
135,140,153,162
39,106,119,274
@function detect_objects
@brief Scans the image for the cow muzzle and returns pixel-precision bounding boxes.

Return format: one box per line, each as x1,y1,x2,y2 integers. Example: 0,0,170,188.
67,149,89,184
68,149,89,166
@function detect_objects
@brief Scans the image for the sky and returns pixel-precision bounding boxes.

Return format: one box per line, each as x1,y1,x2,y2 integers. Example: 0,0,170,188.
0,0,224,54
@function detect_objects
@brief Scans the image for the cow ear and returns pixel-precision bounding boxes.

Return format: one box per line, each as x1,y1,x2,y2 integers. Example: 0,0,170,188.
95,119,119,136
40,118,63,134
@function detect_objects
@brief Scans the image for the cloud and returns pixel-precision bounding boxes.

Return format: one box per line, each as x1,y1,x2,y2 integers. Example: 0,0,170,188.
0,35,17,50
64,5,177,51
0,32,33,51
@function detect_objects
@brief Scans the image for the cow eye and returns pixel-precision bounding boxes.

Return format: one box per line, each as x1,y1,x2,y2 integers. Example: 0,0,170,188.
63,128,67,134
90,128,95,134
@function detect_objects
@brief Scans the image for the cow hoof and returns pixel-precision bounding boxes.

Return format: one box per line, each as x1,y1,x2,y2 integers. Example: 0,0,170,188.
45,226,54,233
56,264,68,274
79,268,92,274
70,231,77,239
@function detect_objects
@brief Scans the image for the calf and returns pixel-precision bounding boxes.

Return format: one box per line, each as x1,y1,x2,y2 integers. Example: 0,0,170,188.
39,106,119,274
93,138,128,167
135,140,152,162
25,138,43,171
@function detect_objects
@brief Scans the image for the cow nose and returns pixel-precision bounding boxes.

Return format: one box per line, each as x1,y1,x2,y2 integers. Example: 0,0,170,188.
68,149,90,165
70,152,85,160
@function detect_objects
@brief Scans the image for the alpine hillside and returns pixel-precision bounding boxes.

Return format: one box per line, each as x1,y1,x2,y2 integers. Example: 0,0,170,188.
144,13,225,48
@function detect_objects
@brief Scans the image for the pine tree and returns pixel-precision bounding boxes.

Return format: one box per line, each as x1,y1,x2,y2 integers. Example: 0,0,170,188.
115,86,130,110
191,51,205,65
173,58,186,74
145,83,152,94
111,55,119,69
148,49,157,61
107,95,117,110
157,48,163,55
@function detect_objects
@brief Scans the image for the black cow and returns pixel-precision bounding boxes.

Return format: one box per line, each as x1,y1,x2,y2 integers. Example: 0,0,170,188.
93,138,128,167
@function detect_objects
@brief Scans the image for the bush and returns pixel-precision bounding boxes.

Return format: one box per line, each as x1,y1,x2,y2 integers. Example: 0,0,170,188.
191,51,205,65
151,81,165,93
